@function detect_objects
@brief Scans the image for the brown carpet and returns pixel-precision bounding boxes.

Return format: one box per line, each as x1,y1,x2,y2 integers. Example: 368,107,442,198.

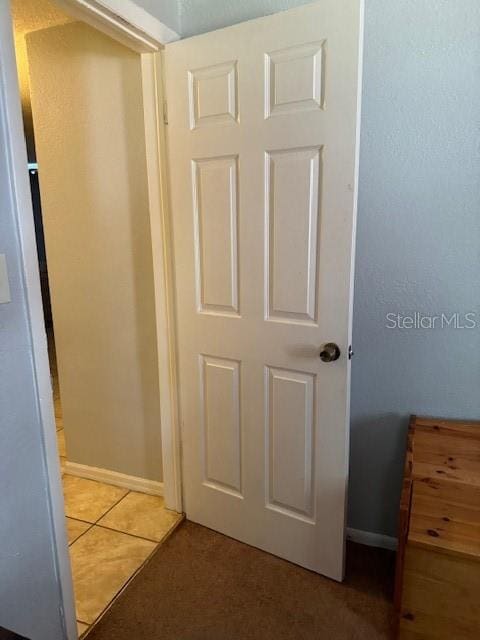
88,521,396,640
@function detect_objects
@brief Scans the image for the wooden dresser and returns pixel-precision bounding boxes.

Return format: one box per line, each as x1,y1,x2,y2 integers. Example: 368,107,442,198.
395,416,480,639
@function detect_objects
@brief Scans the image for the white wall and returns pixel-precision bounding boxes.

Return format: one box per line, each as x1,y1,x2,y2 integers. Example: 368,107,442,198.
27,21,163,482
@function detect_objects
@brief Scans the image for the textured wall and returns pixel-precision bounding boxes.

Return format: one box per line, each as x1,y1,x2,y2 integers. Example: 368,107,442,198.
350,0,480,536
11,0,73,161
135,0,480,536
28,22,163,482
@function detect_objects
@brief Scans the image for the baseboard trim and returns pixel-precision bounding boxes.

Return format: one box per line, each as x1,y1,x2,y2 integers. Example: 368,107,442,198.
346,527,398,551
62,464,395,548
64,461,164,496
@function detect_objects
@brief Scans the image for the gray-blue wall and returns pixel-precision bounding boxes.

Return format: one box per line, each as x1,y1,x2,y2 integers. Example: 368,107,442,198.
0,19,65,639
136,0,480,537
179,0,311,36
350,0,480,536
135,0,181,33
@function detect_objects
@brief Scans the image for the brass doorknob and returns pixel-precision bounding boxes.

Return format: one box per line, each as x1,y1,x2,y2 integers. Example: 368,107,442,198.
319,343,341,363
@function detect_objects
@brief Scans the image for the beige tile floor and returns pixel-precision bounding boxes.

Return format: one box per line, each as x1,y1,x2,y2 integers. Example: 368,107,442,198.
49,334,182,637
64,487,181,634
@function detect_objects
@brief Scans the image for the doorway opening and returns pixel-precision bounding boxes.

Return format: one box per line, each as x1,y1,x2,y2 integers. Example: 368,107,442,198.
11,0,182,635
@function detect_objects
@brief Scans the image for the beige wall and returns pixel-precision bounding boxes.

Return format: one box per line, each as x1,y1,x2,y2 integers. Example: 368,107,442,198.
27,21,162,481
11,0,73,160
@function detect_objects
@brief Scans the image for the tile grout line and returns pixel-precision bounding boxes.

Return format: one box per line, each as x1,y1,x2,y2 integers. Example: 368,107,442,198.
77,531,162,630
94,520,180,545
93,489,132,525
66,489,131,548
79,514,186,632
63,467,184,634
67,516,94,526
68,522,94,547
67,489,135,631
69,498,183,546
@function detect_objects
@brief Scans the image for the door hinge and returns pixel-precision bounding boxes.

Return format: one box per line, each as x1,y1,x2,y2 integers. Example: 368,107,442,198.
163,100,168,125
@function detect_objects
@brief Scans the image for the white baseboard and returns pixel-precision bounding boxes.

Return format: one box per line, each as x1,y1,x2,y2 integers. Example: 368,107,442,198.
347,527,398,551
64,461,164,496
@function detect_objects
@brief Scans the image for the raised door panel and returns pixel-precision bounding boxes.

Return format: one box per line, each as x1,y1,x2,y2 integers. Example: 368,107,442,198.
266,366,315,522
265,41,325,117
200,355,242,497
266,146,322,324
189,61,238,129
192,155,239,315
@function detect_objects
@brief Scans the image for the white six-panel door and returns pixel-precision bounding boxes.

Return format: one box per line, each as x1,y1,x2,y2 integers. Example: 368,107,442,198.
165,0,363,580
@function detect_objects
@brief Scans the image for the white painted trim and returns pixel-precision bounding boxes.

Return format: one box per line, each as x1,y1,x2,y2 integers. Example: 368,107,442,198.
346,528,398,551
0,2,77,638
64,462,165,496
141,51,183,512
342,0,365,578
54,0,180,52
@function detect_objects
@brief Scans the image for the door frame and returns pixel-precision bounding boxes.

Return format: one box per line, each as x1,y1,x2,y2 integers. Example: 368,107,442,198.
56,0,184,515
3,1,182,638
140,50,183,512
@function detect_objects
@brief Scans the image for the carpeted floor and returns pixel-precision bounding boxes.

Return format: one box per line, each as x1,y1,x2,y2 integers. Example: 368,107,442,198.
87,520,396,640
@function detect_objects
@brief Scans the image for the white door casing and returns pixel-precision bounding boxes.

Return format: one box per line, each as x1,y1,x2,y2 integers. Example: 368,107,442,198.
165,0,363,580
